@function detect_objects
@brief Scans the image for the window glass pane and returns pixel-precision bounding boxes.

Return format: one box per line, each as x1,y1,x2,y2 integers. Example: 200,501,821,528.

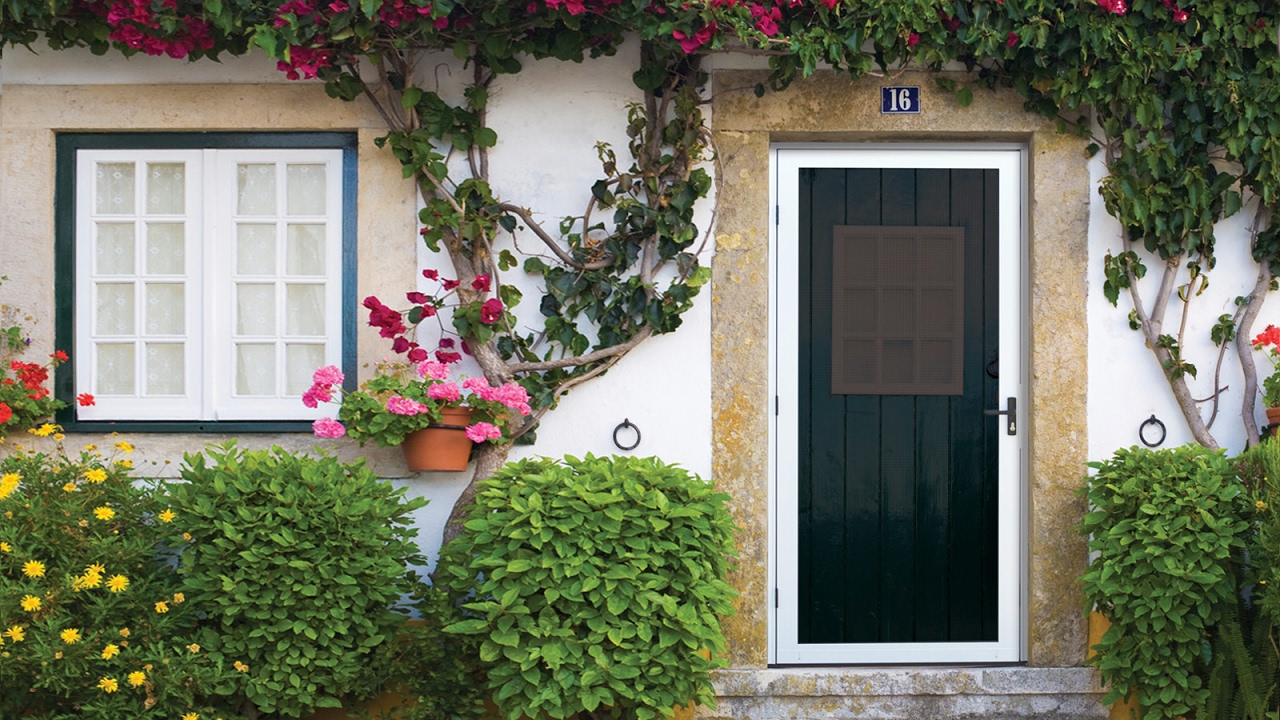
95,223,135,275
285,284,325,336
286,224,326,275
95,162,135,215
237,163,277,216
96,344,136,395
286,164,327,216
236,224,277,275
236,344,276,396
286,344,325,395
237,284,276,336
145,343,184,395
145,163,185,215
146,223,185,275
145,283,185,335
96,283,136,335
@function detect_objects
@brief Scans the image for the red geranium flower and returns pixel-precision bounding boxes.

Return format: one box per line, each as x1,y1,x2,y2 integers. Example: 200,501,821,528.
0,402,11,424
78,393,96,407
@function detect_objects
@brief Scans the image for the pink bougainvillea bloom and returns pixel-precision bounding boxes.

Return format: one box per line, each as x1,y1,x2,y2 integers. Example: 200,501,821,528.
418,361,452,381
436,350,462,364
480,298,505,324
428,382,462,402
313,366,344,386
820,0,839,8
940,13,961,31
1006,32,1019,47
442,279,460,291
907,32,920,46
471,274,491,292
328,0,348,11
1097,0,1128,14
422,268,439,281
406,291,431,304
750,4,781,36
313,417,346,438
1172,8,1187,22
671,29,702,54
465,422,503,443
407,347,428,362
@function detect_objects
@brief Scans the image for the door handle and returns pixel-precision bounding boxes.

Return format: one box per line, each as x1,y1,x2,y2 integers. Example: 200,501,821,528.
983,397,1017,436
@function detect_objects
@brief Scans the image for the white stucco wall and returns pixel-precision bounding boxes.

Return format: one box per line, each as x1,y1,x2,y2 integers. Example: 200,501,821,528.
1086,151,1276,460
0,45,713,570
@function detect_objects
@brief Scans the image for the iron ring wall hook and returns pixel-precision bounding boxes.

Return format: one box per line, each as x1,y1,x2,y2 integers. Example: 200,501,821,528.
613,419,641,451
1139,414,1167,448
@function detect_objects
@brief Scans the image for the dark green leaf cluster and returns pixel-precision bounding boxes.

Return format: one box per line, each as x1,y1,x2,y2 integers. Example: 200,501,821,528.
169,444,428,718
440,454,738,720
1079,444,1249,719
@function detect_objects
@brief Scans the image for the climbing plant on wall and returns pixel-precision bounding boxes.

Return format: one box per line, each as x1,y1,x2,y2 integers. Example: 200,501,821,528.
1,0,1277,534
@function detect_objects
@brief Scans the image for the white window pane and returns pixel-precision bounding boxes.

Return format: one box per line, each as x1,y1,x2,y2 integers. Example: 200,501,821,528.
236,344,276,396
286,224,326,276
285,284,325,336
285,344,325,395
146,223,185,275
145,283,184,335
96,344,136,395
237,163,277,216
145,343,184,395
95,223,135,275
146,163,185,215
96,283,136,335
286,163,327,216
237,284,276,336
95,162,135,215
236,224,277,275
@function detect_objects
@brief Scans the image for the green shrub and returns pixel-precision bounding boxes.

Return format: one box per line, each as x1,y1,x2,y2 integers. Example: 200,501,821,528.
1079,444,1250,720
0,440,233,720
439,454,738,720
169,444,428,718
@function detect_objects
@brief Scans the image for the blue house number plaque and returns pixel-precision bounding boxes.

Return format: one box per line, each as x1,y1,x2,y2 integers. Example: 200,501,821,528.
881,86,920,114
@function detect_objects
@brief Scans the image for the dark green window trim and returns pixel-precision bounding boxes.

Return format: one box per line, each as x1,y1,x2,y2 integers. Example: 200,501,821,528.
54,132,359,434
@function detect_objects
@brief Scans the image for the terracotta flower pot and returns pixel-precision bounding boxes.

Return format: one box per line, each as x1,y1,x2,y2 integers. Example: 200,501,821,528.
1267,406,1280,436
401,407,474,472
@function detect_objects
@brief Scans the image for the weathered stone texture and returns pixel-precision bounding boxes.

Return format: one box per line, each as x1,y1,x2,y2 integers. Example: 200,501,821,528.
700,668,1107,720
710,69,1092,670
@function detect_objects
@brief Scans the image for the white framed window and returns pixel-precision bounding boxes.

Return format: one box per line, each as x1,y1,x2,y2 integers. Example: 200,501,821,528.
70,143,349,424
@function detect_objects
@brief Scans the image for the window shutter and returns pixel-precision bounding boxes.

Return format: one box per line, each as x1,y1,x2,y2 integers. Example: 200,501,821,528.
830,225,964,395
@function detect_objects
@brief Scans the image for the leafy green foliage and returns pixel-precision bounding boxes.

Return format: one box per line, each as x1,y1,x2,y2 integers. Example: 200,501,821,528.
440,455,738,720
168,444,428,718
0,442,234,720
1079,445,1250,719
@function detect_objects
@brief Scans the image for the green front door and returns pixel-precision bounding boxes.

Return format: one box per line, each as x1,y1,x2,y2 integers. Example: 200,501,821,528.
774,147,1024,664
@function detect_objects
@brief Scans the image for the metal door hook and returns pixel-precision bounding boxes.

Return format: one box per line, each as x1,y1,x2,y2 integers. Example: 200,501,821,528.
613,419,641,451
1139,415,1166,448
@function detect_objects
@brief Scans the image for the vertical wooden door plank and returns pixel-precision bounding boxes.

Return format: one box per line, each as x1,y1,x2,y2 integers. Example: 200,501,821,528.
980,169,1001,640
912,169,952,642
801,168,849,643
947,168,987,641
878,168,918,643
842,168,883,643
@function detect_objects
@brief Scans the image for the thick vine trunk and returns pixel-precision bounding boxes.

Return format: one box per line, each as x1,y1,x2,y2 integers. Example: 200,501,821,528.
440,440,513,549
1237,259,1273,447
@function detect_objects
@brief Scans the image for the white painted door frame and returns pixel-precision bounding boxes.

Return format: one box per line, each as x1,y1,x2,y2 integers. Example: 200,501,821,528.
768,144,1029,665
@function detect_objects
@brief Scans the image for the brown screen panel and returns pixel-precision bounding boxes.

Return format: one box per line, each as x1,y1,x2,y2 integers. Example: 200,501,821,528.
831,225,964,395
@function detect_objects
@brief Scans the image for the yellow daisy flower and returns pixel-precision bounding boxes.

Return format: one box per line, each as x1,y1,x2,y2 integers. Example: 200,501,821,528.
187,643,201,654
1258,500,1268,510
0,473,21,499
21,560,45,578
83,444,98,451
182,533,192,542
83,468,107,483
114,440,134,454
119,628,130,638
127,670,146,687
182,713,199,720
62,482,77,493
85,562,106,574
0,541,11,552
106,574,129,593
34,424,58,437
3,626,25,642
93,506,116,521
97,677,118,693
20,595,41,612
116,459,133,469
101,644,120,659
53,433,64,441
158,508,177,523
172,592,185,604
82,572,102,589
60,628,82,644
154,601,169,614
233,660,249,673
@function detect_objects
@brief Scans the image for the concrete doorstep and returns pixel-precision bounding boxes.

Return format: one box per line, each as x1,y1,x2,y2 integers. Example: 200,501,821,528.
698,667,1110,720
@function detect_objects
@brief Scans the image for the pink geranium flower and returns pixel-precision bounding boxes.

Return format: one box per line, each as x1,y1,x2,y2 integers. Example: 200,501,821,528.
428,382,461,402
313,417,346,438
465,422,502,443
